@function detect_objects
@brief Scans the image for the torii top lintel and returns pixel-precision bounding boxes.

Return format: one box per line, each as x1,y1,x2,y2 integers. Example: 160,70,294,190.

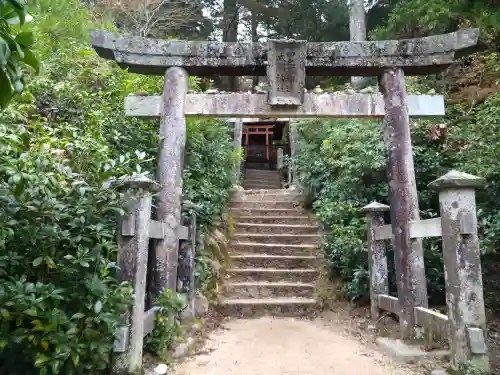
90,28,479,77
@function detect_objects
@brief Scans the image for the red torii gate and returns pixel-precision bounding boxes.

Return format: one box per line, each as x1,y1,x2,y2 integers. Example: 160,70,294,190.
242,124,274,161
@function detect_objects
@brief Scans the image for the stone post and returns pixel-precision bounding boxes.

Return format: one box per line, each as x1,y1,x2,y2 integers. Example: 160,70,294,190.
288,120,300,190
155,66,189,296
429,170,488,371
277,147,284,170
181,200,197,320
114,176,159,375
361,202,390,321
233,119,243,184
379,68,428,339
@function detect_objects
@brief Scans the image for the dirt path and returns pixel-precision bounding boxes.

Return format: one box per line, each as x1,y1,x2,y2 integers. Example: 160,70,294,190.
171,316,420,375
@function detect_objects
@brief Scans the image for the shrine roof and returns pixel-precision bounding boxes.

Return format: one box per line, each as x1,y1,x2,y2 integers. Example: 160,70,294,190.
90,29,479,76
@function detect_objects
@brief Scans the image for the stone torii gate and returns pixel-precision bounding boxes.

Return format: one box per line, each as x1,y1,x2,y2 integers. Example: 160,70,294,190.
91,28,479,339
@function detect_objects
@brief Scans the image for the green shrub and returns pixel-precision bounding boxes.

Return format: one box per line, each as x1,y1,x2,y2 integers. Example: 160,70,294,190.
0,0,236,373
0,121,137,375
294,116,451,303
145,289,186,356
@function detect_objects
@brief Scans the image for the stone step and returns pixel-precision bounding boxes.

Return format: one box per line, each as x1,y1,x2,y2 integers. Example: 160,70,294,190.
232,233,321,245
217,297,316,317
245,170,280,176
232,189,300,202
231,200,298,210
230,242,318,256
231,208,306,217
243,184,282,190
235,223,319,235
244,178,281,185
224,281,315,299
236,216,313,225
243,185,282,189
229,254,320,269
244,177,280,182
241,189,289,193
227,268,318,283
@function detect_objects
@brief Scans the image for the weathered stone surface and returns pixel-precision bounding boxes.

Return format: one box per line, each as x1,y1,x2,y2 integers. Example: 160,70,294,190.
230,242,318,256
177,211,197,319
235,223,319,235
374,218,443,241
414,306,449,340
429,169,486,190
91,29,479,76
218,297,316,318
232,119,243,182
244,182,282,190
379,67,428,339
172,343,189,359
231,200,296,210
361,201,390,213
277,148,284,170
229,254,320,269
154,67,189,296
223,187,321,318
267,39,306,106
190,322,202,333
153,364,168,375
362,202,390,320
289,120,301,189
236,216,312,225
231,208,307,217
378,294,400,315
115,175,161,193
231,189,300,202
227,268,318,283
233,233,321,245
466,327,487,355
114,177,157,374
376,337,449,363
432,171,488,369
224,281,315,299
430,369,450,375
195,293,209,316
124,93,445,118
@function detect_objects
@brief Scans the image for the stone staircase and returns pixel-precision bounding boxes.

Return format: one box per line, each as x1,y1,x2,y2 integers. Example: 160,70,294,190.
219,173,322,317
243,169,282,190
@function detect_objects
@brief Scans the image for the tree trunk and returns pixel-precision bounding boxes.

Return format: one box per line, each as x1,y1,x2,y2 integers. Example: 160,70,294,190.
251,8,259,88
348,0,366,89
221,0,239,91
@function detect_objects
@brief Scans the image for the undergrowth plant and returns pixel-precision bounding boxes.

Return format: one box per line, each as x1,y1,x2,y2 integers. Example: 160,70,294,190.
294,116,451,304
0,0,236,373
145,289,186,357
294,78,500,310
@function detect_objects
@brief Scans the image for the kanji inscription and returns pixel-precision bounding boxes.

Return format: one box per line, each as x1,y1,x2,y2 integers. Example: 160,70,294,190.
267,39,306,106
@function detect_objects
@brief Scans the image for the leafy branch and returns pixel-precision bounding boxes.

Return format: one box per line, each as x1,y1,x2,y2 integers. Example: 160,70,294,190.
0,0,39,109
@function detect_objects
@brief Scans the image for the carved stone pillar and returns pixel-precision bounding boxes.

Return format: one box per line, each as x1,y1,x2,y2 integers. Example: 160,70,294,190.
154,67,189,296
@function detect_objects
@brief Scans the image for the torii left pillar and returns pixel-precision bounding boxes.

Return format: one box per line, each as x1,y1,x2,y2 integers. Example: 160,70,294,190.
154,67,189,296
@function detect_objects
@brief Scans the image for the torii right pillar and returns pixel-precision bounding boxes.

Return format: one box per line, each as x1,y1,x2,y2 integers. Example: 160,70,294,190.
379,68,427,339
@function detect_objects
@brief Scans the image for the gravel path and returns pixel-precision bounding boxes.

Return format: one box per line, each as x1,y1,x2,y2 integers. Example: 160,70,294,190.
171,316,417,375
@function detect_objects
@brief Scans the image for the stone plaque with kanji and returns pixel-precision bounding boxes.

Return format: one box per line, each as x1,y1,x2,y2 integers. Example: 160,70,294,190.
267,39,306,107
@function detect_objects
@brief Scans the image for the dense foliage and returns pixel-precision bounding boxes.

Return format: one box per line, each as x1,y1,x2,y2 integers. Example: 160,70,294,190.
295,76,500,309
0,0,235,374
0,0,39,108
